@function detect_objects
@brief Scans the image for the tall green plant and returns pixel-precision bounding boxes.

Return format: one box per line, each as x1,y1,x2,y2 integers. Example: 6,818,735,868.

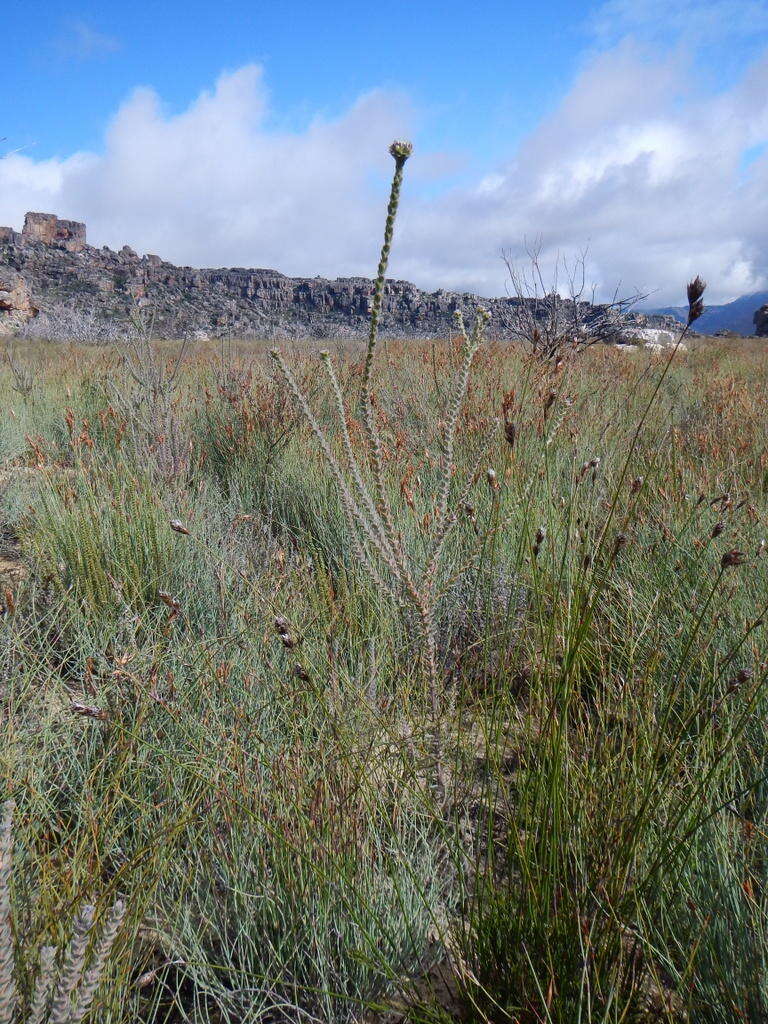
270,142,492,746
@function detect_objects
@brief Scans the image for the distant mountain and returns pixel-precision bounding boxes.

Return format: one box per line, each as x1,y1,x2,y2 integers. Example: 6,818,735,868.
642,291,768,336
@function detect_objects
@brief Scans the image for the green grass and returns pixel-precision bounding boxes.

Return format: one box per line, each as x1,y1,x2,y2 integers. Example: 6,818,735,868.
1,329,767,1022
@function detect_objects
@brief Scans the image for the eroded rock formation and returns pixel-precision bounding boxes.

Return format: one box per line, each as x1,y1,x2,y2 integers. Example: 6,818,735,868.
0,267,36,335
21,213,87,252
0,212,679,340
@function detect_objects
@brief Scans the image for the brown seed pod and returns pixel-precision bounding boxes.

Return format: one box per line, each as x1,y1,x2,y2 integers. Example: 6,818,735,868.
532,526,546,559
721,549,748,568
70,702,110,721
686,276,707,325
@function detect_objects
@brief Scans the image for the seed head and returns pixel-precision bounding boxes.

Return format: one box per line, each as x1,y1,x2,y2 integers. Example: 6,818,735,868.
579,457,601,482
532,526,546,560
170,519,190,536
1,588,15,617
721,549,748,568
389,140,413,166
711,521,725,539
687,275,706,305
686,276,706,325
274,616,296,647
70,702,109,721
486,467,498,491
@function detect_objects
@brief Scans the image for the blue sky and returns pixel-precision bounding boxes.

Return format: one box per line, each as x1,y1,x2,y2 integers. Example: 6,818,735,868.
7,0,586,170
3,0,768,303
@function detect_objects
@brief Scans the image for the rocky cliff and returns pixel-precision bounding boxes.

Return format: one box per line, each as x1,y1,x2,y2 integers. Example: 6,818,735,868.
1,212,678,341
0,267,36,332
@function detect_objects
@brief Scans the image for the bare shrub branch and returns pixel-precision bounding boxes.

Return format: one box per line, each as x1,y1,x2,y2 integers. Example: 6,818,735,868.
500,241,647,360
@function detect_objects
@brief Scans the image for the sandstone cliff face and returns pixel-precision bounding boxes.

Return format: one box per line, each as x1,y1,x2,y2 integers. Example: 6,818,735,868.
0,267,36,335
0,212,679,340
0,216,513,338
21,213,87,252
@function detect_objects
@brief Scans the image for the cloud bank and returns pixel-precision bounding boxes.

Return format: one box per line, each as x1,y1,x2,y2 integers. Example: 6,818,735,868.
2,20,768,305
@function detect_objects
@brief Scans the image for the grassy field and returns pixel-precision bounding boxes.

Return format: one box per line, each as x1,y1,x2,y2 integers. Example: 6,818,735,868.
2,147,768,1023
1,325,767,1023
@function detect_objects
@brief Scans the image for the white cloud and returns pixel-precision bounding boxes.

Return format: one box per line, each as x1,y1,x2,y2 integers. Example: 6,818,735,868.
0,66,413,279
2,37,768,306
396,40,768,304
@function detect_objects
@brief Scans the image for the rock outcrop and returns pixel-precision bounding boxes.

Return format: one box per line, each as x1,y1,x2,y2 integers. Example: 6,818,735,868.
617,326,679,347
754,304,768,337
0,267,36,335
0,212,680,340
21,212,87,252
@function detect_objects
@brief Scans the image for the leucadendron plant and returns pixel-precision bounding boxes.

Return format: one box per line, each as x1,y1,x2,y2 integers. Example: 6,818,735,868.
270,142,493,792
